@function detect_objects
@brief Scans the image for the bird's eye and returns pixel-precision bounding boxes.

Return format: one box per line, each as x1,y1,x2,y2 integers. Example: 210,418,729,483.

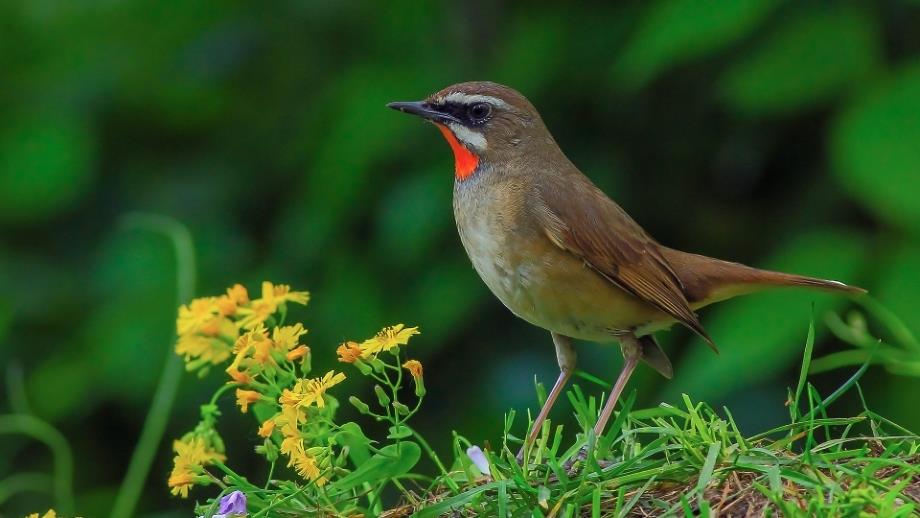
468,102,492,123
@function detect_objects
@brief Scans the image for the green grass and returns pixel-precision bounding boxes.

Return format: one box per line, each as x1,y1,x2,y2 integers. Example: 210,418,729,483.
393,321,920,517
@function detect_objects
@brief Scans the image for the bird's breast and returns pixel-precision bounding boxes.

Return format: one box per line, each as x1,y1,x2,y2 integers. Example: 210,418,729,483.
453,178,531,315
453,177,664,342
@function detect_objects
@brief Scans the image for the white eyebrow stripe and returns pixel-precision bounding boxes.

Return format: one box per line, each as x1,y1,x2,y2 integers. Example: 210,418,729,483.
447,122,487,150
440,92,511,110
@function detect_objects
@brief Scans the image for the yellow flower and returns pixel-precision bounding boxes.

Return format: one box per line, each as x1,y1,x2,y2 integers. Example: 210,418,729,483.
227,283,250,304
197,317,225,337
262,281,310,306
336,341,363,363
174,298,238,369
176,297,219,335
273,323,307,351
226,365,253,385
234,325,276,365
208,283,249,317
235,389,262,413
280,437,326,484
360,324,420,356
236,300,274,330
167,470,196,499
216,295,238,317
258,419,276,438
25,511,57,518
176,334,233,366
286,345,309,361
237,282,309,329
273,403,306,438
168,436,225,498
402,359,423,379
280,371,346,409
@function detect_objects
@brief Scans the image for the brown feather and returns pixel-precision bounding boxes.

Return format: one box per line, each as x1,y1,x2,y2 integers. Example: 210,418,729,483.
534,174,718,351
659,247,866,305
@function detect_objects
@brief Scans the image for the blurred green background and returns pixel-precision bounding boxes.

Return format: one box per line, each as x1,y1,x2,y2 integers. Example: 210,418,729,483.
2,0,920,515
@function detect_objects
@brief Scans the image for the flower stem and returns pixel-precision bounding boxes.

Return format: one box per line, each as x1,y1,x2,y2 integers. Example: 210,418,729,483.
408,426,459,492
210,383,238,407
110,214,196,518
0,415,74,514
264,460,276,490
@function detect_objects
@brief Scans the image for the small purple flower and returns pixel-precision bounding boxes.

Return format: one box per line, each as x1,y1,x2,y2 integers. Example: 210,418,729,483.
216,490,247,517
466,445,491,477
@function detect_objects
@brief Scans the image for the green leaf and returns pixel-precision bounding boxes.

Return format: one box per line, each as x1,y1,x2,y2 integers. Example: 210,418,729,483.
387,424,412,440
720,6,880,116
664,229,869,402
332,422,372,466
832,64,920,234
791,315,816,421
251,402,276,425
328,441,420,495
0,111,95,223
613,0,781,89
537,484,551,509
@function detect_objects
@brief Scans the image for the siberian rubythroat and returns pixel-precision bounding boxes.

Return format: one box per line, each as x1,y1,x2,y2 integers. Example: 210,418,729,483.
387,81,863,455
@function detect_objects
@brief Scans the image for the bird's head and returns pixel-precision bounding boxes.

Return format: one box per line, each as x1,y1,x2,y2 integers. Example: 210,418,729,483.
388,81,551,181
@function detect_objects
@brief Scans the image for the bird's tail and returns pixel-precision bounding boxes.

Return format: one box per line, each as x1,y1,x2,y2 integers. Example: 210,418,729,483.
660,247,866,308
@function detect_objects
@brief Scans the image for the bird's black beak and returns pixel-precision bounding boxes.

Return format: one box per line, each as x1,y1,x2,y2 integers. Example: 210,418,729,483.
386,101,460,124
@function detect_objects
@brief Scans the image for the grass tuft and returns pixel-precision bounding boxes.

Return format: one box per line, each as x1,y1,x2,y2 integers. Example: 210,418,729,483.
394,316,920,517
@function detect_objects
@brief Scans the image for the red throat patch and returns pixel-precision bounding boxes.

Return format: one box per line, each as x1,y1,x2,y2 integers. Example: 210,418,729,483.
436,124,479,181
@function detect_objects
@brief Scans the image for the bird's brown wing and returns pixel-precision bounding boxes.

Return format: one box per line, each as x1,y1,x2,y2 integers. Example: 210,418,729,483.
535,178,717,351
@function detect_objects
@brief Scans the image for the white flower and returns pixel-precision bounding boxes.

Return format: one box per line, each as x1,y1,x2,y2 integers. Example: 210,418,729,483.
466,445,491,477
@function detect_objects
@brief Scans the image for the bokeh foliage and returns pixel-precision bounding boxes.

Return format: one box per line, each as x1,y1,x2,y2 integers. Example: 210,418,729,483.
1,1,919,516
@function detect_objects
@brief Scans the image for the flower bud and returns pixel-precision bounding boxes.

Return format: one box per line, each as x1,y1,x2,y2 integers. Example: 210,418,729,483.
256,438,279,462
354,359,373,375
299,347,312,374
393,401,410,416
368,357,386,373
348,396,370,415
374,385,390,407
414,377,426,397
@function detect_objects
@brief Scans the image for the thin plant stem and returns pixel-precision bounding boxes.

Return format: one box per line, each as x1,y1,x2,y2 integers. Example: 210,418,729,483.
210,383,238,406
408,426,459,492
0,472,54,506
5,361,32,414
110,213,196,518
264,460,276,490
0,415,74,514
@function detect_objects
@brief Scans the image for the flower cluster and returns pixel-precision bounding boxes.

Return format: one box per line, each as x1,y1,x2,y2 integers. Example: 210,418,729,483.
175,282,309,376
336,324,419,361
336,324,426,397
169,282,314,498
168,281,427,517
168,434,225,498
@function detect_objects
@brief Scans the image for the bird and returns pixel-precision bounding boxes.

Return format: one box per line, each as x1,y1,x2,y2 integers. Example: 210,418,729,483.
387,81,864,458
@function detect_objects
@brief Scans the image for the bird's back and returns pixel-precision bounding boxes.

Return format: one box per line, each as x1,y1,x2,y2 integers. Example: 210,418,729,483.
454,160,862,344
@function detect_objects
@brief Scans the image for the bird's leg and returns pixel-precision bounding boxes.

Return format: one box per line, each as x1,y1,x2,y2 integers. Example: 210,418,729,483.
592,333,641,438
562,336,641,473
517,333,576,461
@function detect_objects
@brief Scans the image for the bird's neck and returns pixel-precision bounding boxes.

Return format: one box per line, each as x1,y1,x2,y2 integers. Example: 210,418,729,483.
436,124,480,182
